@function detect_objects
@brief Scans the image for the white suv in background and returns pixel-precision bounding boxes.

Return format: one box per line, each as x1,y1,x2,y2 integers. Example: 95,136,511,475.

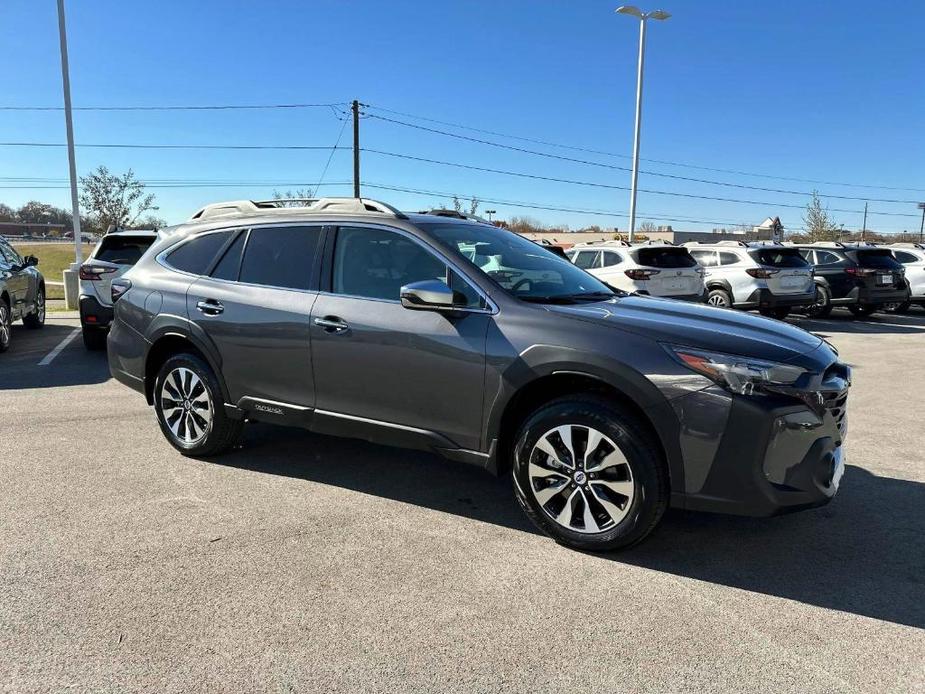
885,243,925,313
684,241,815,319
566,242,706,301
79,229,158,349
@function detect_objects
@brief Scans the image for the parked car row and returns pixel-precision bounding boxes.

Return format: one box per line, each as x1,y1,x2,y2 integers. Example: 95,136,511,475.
564,239,916,320
0,235,45,352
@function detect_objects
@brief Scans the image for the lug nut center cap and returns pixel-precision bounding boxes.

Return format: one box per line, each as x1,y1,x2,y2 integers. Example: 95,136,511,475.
574,471,587,485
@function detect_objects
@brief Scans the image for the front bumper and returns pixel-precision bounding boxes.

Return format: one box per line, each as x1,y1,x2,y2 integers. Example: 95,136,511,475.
79,294,114,329
671,385,848,517
739,287,816,310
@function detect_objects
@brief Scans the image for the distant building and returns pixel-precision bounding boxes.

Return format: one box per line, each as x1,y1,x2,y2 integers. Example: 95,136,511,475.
0,221,68,238
520,224,778,248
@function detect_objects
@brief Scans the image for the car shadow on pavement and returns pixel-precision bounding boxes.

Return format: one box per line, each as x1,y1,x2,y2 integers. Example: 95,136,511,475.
787,308,925,335
0,323,110,390
221,423,923,630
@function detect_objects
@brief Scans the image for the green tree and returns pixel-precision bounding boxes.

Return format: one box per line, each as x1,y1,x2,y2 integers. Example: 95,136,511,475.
803,191,839,242
79,166,158,233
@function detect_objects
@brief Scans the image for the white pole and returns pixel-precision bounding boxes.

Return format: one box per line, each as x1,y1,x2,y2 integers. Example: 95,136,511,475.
628,17,647,244
56,0,82,265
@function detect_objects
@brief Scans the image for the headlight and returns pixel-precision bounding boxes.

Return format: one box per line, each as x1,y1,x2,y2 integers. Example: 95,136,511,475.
664,345,807,395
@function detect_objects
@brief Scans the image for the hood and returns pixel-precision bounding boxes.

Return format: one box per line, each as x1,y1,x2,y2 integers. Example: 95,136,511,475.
546,295,823,365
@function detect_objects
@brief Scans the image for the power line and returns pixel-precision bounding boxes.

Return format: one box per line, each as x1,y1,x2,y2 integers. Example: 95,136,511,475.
0,141,342,151
364,103,925,194
0,102,346,112
362,148,922,219
366,113,921,204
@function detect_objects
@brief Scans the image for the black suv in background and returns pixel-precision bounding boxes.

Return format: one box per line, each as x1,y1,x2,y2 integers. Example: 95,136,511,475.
793,242,910,318
107,198,851,552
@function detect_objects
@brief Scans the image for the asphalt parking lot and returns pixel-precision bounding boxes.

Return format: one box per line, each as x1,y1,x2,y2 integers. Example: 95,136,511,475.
1,310,923,693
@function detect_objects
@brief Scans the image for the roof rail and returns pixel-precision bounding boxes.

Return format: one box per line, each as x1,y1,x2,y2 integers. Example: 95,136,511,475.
417,208,495,224
189,197,406,222
889,242,925,249
639,239,674,246
747,240,783,247
808,241,846,248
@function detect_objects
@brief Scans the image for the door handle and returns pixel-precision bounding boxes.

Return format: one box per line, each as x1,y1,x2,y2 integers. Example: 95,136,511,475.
313,316,349,333
196,299,224,315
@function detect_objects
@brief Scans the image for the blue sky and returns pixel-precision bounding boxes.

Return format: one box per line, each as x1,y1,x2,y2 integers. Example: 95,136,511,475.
1,0,924,233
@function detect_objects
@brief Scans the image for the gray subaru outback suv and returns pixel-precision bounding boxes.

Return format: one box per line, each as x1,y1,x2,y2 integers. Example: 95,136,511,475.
108,198,850,551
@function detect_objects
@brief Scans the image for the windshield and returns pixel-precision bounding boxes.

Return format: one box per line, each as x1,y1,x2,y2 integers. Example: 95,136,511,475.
422,223,618,303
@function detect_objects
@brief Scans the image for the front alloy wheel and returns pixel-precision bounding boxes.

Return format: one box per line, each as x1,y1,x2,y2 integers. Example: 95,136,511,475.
527,425,635,534
23,288,45,329
512,395,669,552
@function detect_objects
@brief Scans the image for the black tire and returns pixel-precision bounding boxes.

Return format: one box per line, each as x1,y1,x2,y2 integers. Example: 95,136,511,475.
882,301,911,314
153,352,243,457
82,326,108,351
511,395,669,552
0,299,11,353
848,303,877,319
706,288,733,309
803,284,832,318
23,287,45,329
759,307,791,320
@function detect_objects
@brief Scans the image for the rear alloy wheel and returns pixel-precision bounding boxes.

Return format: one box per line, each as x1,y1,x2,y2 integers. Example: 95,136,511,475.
803,285,832,318
0,302,11,353
882,301,911,314
759,307,791,320
848,303,877,319
512,395,668,552
23,288,45,329
154,353,242,457
707,288,733,309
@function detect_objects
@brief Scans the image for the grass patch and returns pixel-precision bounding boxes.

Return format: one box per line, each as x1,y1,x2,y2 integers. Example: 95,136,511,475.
11,243,94,300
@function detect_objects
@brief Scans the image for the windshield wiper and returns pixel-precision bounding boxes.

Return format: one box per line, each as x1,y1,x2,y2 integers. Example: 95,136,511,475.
519,291,617,305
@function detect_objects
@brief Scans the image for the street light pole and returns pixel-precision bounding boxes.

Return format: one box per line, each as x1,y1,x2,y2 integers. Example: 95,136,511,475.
485,209,497,222
918,203,925,244
615,6,670,244
56,0,81,265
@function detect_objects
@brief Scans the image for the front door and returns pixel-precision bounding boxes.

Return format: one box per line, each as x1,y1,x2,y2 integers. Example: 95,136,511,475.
310,225,490,451
0,240,29,317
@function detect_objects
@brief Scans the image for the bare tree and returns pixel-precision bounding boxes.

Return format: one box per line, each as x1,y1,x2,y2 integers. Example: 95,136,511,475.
803,191,839,242
468,196,480,216
637,221,658,232
272,188,316,207
79,167,157,233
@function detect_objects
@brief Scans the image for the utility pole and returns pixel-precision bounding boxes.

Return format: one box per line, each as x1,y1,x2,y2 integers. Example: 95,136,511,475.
861,201,867,241
918,203,925,244
352,100,361,198
56,0,81,265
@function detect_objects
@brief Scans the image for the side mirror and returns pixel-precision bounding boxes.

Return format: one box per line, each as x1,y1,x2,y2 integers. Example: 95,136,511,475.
400,279,458,310
25,255,38,267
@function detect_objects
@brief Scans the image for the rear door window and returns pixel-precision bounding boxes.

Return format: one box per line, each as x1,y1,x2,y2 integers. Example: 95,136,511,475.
750,249,810,268
210,231,246,281
573,250,601,269
850,250,903,270
601,251,622,267
689,250,717,267
166,231,234,275
239,226,321,290
718,252,741,265
814,251,841,265
95,235,156,265
637,247,697,268
893,251,919,264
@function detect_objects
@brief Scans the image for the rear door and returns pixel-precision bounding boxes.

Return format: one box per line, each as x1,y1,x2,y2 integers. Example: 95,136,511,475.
809,250,853,299
893,250,925,296
186,225,323,408
750,248,813,295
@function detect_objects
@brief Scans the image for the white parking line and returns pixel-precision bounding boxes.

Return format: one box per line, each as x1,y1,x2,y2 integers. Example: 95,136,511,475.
38,328,81,366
